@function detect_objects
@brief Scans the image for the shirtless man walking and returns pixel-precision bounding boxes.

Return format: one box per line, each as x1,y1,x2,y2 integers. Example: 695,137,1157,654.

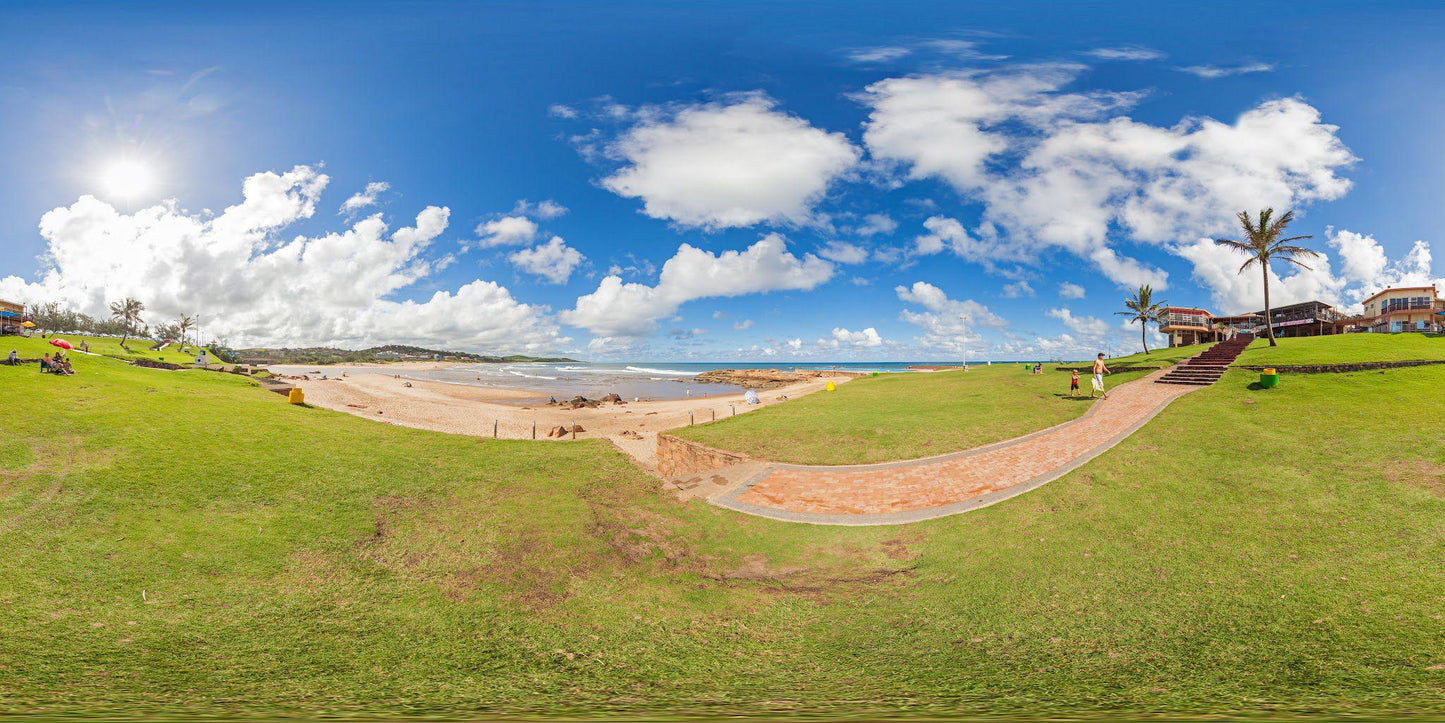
1091,353,1111,400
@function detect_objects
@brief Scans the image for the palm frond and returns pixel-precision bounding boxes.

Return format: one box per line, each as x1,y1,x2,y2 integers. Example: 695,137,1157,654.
1274,245,1321,258
1214,238,1253,253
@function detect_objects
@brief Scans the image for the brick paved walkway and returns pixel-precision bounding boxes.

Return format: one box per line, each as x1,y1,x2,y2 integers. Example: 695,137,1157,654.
710,369,1200,525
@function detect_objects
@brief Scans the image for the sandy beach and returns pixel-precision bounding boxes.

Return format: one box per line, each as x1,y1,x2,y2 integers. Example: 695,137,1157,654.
291,372,847,471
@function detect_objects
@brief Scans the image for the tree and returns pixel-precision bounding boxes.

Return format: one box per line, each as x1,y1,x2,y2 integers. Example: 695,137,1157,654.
175,314,196,351
108,297,146,347
1116,285,1169,354
1214,208,1319,347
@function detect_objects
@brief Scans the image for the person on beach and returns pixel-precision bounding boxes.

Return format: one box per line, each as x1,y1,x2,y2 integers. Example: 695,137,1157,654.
1091,353,1111,399
1070,369,1080,397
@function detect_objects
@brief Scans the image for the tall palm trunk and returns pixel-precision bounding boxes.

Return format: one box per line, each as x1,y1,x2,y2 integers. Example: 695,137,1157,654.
1262,264,1276,346
1141,323,1149,354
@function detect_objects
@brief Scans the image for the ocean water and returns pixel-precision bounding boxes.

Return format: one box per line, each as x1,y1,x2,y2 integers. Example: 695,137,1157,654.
265,360,967,403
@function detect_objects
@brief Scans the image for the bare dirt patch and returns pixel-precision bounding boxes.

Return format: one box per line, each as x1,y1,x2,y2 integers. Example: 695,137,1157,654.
1387,459,1445,497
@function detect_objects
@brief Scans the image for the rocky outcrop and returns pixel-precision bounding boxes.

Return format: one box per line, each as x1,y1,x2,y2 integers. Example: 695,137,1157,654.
547,393,628,410
546,424,585,438
693,368,854,390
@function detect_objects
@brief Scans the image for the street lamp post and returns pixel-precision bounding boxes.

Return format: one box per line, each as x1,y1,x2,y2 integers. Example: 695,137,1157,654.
960,314,968,371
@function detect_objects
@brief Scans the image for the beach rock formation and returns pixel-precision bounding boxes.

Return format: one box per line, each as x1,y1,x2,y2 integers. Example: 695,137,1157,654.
693,368,849,390
550,395,604,410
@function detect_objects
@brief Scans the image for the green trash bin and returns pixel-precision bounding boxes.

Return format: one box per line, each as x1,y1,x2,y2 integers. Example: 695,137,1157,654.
1259,367,1279,389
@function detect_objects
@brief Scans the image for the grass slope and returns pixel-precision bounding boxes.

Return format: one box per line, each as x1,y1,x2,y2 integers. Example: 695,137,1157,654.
674,363,1162,465
3,343,1444,718
1236,332,1445,365
3,332,204,365
1106,341,1216,367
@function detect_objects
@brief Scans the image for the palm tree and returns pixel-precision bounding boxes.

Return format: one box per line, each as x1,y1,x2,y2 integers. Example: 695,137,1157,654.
1116,285,1169,354
175,314,196,352
1214,208,1319,347
108,297,145,347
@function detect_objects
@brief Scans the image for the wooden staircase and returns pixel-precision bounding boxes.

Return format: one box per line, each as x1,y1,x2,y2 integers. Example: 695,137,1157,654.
1155,334,1254,386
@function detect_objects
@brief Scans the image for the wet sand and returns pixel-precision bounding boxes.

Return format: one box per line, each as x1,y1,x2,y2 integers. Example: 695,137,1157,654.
291,373,846,472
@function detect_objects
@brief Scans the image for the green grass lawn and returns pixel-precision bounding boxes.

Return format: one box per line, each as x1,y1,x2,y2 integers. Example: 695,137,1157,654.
3,344,1444,719
3,332,205,365
673,362,1164,465
1106,341,1216,367
1236,332,1445,365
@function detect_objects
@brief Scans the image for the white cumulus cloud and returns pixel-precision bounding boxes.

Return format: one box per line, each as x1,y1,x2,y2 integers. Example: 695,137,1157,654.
508,236,584,284
895,281,1007,352
561,233,835,336
601,94,861,229
476,215,539,248
0,165,561,352
859,65,1355,289
831,327,884,348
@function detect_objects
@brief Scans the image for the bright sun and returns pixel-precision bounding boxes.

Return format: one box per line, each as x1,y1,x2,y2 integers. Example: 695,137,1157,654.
100,159,154,200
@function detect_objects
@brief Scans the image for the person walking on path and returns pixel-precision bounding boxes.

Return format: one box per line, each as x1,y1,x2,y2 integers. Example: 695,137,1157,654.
1091,353,1111,399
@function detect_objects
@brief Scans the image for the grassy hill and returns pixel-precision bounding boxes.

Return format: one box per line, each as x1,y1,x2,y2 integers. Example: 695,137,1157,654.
3,334,1444,718
1235,332,1444,365
2,332,206,365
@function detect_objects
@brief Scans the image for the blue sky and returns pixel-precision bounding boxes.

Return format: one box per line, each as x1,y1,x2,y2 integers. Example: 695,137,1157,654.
2,1,1443,360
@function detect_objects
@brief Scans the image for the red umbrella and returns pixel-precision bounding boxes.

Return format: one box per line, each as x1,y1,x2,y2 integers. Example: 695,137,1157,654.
49,338,73,350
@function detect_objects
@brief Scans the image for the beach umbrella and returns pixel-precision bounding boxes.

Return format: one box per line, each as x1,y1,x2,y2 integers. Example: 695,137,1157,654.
21,321,35,328
49,338,73,350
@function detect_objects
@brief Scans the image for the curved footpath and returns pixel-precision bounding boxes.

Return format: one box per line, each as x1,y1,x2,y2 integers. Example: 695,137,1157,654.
703,368,1202,526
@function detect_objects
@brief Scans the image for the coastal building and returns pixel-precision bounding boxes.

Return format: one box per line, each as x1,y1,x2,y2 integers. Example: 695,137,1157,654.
1257,300,1343,339
1360,286,1443,333
0,299,26,336
1159,307,1216,347
1162,299,1346,347
1213,313,1264,339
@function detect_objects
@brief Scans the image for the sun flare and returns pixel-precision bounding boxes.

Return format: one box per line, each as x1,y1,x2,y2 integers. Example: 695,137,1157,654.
99,159,154,201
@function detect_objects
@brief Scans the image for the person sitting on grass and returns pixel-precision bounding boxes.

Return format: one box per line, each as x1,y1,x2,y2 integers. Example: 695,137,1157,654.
1091,353,1111,400
5,349,17,366
55,352,74,375
39,353,53,373
1070,369,1080,397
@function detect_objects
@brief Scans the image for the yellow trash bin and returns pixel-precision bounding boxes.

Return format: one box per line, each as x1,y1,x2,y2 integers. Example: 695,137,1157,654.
288,387,305,405
825,381,836,392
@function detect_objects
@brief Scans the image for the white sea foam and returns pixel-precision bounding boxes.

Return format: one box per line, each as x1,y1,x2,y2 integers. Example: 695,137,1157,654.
506,370,558,380
625,366,695,376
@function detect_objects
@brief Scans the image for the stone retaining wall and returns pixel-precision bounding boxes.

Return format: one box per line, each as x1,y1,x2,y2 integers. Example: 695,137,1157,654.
656,433,750,478
1237,359,1445,374
131,359,187,370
